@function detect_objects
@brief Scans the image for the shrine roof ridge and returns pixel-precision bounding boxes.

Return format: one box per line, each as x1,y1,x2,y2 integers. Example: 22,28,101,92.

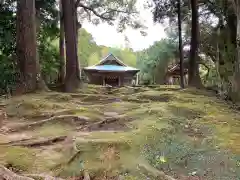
84,64,139,72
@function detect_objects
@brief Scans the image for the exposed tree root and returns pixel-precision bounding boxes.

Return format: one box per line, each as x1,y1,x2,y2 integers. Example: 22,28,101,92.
66,150,82,165
138,163,176,180
0,137,37,146
52,150,91,180
7,115,89,133
0,165,66,180
24,173,65,180
9,135,67,147
52,150,82,172
77,116,122,131
0,165,34,180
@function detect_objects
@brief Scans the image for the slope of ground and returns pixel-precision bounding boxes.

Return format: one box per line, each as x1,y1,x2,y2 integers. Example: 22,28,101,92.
0,85,240,180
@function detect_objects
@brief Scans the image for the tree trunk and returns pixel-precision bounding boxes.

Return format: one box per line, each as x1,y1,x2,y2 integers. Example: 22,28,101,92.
59,1,65,84
232,1,240,101
188,0,202,88
16,0,38,94
62,0,81,92
74,5,81,81
35,10,48,91
177,0,184,88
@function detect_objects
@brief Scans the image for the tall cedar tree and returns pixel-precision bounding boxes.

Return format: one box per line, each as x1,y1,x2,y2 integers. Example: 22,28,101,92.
231,0,240,101
188,0,202,88
16,0,38,94
177,0,185,88
62,0,81,92
59,1,65,84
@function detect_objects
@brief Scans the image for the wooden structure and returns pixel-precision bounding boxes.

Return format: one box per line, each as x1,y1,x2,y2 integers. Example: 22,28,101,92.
83,53,139,86
166,61,188,85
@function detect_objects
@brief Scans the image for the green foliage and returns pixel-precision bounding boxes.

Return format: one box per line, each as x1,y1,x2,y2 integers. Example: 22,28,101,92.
88,53,100,66
0,0,59,91
118,48,137,67
36,0,59,84
0,1,16,56
0,1,17,93
39,39,60,84
77,28,138,67
153,0,240,99
78,0,146,33
105,47,137,67
78,29,99,67
36,0,58,26
137,39,177,85
0,0,178,95
0,55,17,93
153,0,190,24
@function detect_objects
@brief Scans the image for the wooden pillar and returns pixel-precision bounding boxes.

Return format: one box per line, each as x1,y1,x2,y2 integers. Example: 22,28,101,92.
169,76,173,85
118,76,121,86
184,74,188,85
136,73,139,85
103,76,106,86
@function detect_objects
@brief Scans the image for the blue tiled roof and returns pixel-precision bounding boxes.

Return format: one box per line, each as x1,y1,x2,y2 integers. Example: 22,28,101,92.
84,65,139,72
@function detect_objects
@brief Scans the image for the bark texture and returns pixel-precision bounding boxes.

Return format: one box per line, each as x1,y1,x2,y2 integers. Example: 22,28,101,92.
16,0,38,93
62,0,81,92
188,0,203,88
59,1,65,84
74,4,81,81
232,0,240,101
177,0,185,88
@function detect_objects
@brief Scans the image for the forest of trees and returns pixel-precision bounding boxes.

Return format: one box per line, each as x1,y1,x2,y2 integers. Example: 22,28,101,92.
152,0,240,102
0,0,143,93
1,0,240,102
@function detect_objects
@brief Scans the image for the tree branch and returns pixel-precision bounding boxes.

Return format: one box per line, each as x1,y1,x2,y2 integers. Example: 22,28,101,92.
77,2,137,21
102,8,137,15
77,2,115,20
75,0,81,8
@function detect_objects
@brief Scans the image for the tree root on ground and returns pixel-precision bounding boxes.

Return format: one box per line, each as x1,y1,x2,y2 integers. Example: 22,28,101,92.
77,116,122,131
0,165,66,180
7,115,89,133
3,135,67,147
66,150,82,165
52,150,82,172
53,152,91,180
0,137,38,146
0,161,174,180
24,173,65,180
0,165,34,180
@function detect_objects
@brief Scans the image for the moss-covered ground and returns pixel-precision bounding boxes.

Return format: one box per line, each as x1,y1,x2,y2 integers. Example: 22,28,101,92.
0,85,240,179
